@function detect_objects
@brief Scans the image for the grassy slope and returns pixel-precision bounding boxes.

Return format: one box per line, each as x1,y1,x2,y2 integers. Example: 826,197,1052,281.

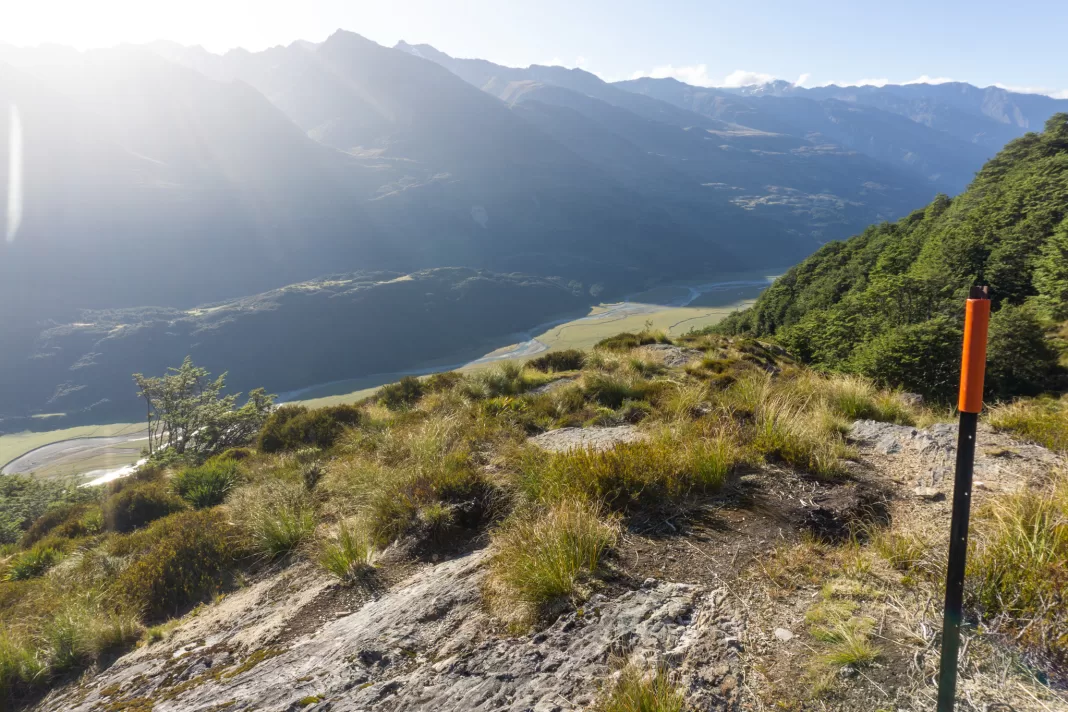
2,332,1066,709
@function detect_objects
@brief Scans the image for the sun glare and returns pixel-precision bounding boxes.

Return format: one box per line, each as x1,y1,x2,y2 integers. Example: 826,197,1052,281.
6,104,23,244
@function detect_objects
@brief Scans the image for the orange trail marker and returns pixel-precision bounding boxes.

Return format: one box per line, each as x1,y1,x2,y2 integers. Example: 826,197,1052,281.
937,285,990,712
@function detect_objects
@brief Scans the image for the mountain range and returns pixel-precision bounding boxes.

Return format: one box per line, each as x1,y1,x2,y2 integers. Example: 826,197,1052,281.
1,30,1066,427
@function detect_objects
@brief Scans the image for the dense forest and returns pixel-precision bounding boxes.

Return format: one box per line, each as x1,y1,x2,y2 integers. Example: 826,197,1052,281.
717,113,1068,401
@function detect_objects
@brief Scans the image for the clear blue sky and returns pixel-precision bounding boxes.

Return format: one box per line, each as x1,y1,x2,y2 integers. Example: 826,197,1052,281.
5,0,1066,96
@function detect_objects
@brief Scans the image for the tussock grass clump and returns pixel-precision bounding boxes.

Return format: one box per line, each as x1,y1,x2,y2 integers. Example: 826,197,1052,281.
872,529,935,575
597,665,686,712
488,501,617,628
172,458,241,509
319,523,374,582
463,362,552,399
582,372,657,410
806,600,879,668
2,544,62,581
529,349,586,373
968,473,1068,661
518,430,738,510
229,480,316,559
109,509,238,619
595,330,672,352
103,481,187,533
0,632,47,702
988,395,1068,452
39,596,141,673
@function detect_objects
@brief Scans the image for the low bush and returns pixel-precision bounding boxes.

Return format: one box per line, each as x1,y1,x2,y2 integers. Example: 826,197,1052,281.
102,481,186,533
172,459,242,509
212,447,252,462
597,665,686,712
258,404,362,453
319,523,373,582
20,503,101,546
528,349,585,373
109,509,237,620
424,371,464,393
378,376,424,410
229,481,316,558
487,501,617,628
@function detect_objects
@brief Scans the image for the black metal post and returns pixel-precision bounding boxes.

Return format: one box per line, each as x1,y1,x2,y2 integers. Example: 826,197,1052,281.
936,411,979,711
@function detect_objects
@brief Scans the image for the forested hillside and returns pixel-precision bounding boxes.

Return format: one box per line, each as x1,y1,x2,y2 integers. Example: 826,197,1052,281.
717,113,1068,400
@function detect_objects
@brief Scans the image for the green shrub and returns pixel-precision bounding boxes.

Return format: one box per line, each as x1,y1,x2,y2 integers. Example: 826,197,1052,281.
378,376,425,410
229,481,316,558
20,503,100,546
258,404,361,453
109,509,237,619
0,475,95,546
488,501,617,629
3,544,62,581
985,304,1060,399
102,481,186,533
211,447,252,462
851,317,962,402
424,371,464,393
528,349,585,373
173,459,241,509
319,523,373,582
367,463,488,547
597,665,686,712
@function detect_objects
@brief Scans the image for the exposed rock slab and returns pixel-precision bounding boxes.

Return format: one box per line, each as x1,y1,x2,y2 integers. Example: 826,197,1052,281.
635,344,704,367
43,552,742,712
849,419,1063,494
528,425,648,453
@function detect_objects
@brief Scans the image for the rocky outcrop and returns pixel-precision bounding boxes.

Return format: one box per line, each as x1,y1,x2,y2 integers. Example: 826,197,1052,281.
528,425,649,453
44,554,743,712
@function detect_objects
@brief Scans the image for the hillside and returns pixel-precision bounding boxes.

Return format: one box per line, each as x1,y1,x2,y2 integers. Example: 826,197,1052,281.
717,113,1068,400
0,268,590,427
393,41,944,243
2,335,1066,711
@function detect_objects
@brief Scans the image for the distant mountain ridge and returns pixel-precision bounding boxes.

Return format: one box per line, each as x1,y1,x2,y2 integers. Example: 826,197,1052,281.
2,31,1061,426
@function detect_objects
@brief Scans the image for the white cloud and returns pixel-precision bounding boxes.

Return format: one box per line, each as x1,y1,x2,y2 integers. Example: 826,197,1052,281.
629,63,717,87
903,75,955,85
721,69,776,87
794,73,812,88
994,83,1068,99
628,65,780,88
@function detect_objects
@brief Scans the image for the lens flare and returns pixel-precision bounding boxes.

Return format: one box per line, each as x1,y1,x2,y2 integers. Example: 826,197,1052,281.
7,103,23,243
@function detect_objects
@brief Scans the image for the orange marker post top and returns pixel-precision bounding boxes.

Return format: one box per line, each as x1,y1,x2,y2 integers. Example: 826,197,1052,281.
958,287,991,414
